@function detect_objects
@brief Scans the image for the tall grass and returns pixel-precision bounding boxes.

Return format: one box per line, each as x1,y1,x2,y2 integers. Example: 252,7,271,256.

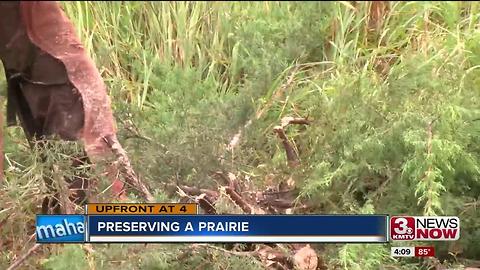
62,2,244,108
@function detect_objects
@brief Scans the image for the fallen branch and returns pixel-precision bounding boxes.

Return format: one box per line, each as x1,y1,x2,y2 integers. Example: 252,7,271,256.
174,182,309,214
280,117,311,128
7,244,41,270
103,135,154,202
210,171,244,194
227,172,242,193
224,186,253,214
175,185,218,214
224,66,301,164
196,194,217,214
273,126,299,167
274,117,310,168
256,245,294,269
178,185,219,201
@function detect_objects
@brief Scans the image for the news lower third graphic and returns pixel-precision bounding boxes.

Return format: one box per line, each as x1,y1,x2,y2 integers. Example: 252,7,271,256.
35,204,461,244
86,215,387,243
35,204,388,243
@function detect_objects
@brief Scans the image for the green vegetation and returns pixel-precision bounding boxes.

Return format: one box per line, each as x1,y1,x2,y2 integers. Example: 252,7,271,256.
1,1,480,269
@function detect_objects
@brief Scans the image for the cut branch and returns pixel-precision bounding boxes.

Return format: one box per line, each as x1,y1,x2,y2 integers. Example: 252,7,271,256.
280,117,311,128
196,194,217,214
178,185,219,201
224,186,253,214
274,126,299,167
7,244,41,270
274,116,310,168
174,181,307,214
103,135,154,202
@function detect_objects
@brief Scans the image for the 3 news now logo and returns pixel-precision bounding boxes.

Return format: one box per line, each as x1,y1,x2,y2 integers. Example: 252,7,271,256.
390,216,460,241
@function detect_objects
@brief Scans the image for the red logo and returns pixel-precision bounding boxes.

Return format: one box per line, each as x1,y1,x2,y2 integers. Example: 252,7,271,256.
390,216,415,240
390,216,460,241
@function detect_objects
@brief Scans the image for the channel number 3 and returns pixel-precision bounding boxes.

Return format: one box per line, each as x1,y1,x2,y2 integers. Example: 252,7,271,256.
394,218,413,234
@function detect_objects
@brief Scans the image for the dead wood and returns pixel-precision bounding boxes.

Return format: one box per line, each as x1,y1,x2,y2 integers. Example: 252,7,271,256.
164,176,318,269
196,193,217,214
7,244,41,270
227,172,242,193
172,178,310,214
274,116,310,167
273,126,299,167
103,135,154,202
210,171,242,193
175,185,219,214
224,186,253,214
279,117,311,128
177,184,219,200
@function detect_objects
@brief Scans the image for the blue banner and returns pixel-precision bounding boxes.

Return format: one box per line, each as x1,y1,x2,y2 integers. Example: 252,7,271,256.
36,215,85,243
87,215,388,243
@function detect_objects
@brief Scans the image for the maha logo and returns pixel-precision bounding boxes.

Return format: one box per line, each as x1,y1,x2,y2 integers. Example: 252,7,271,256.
36,215,85,243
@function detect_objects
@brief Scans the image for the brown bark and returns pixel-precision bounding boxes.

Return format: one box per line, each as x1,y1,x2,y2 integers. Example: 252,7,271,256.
224,186,253,214
196,194,217,214
274,116,310,167
178,185,219,201
103,135,154,202
274,126,300,167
